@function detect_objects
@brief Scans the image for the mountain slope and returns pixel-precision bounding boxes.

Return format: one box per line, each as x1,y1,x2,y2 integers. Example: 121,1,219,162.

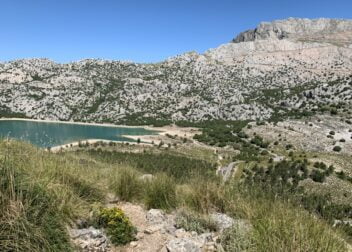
0,18,351,123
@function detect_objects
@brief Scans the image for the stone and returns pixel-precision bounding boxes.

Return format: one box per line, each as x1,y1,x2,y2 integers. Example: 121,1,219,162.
144,225,163,234
164,223,177,235
166,238,202,252
195,233,213,244
130,241,138,247
210,213,234,231
175,228,191,238
139,174,154,181
146,209,166,225
70,226,108,252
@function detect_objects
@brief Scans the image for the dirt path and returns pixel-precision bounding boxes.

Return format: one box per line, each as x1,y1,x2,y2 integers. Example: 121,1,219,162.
113,203,173,252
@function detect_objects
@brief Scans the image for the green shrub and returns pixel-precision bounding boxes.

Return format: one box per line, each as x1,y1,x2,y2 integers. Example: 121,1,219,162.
144,173,177,210
95,207,136,245
333,146,342,152
310,169,326,183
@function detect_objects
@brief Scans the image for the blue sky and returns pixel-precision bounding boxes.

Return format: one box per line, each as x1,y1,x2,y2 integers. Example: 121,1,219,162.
1,0,351,63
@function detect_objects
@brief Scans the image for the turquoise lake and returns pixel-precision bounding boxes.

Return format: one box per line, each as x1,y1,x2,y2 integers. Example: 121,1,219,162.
0,120,156,148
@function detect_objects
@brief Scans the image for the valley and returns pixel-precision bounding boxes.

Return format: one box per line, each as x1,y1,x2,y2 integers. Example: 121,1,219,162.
1,17,352,251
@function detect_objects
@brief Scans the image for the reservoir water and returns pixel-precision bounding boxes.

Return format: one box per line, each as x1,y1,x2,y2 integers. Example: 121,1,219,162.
0,120,156,148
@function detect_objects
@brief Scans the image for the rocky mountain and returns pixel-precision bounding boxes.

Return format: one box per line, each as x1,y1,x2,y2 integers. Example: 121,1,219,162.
0,18,351,124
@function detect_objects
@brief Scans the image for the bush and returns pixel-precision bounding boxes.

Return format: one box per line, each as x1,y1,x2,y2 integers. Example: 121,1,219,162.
333,146,342,152
95,207,136,245
285,144,293,150
310,169,326,183
144,173,177,210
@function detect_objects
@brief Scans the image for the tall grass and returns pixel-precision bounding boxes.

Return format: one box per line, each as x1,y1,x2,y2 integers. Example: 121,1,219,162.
109,166,143,202
246,196,347,252
0,142,72,251
0,141,349,251
0,140,106,251
144,173,177,210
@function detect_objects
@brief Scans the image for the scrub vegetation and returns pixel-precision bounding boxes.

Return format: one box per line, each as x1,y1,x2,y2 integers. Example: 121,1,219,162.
0,139,350,251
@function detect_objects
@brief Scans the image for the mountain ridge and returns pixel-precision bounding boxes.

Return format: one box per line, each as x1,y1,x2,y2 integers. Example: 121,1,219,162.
0,17,351,124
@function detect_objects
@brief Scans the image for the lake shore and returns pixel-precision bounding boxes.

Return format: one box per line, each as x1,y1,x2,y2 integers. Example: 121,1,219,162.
0,117,153,129
0,117,200,149
49,139,152,152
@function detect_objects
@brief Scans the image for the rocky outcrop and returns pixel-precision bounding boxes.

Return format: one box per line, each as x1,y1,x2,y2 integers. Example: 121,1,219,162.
69,227,109,252
233,18,352,43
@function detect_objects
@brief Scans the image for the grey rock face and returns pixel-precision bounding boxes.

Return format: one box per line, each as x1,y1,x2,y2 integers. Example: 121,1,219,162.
166,238,202,252
70,226,108,252
146,209,166,225
233,18,352,42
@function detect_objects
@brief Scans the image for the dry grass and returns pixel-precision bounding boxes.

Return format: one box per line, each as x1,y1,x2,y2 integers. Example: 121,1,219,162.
0,140,349,251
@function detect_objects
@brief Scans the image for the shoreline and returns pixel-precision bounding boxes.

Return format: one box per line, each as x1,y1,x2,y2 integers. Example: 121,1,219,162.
0,117,154,129
0,117,200,150
49,139,152,152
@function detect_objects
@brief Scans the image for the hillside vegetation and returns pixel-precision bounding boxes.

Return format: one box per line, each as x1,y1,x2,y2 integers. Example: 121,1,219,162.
0,139,350,251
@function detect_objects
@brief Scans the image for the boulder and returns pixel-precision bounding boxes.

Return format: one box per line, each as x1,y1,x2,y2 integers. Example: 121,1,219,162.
166,238,202,252
146,209,166,225
210,213,234,231
70,226,108,251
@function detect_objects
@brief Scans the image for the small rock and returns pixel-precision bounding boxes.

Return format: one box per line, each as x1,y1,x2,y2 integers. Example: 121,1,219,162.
139,174,154,181
106,193,119,204
130,241,138,247
70,226,108,252
164,223,177,235
166,238,202,252
210,213,234,231
195,233,213,245
144,225,163,234
146,209,166,225
175,228,191,238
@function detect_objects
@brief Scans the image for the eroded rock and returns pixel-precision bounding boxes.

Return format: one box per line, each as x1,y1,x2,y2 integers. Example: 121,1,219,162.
70,226,108,252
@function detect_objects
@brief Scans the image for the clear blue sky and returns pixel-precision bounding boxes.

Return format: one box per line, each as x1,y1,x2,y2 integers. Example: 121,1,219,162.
1,0,351,63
